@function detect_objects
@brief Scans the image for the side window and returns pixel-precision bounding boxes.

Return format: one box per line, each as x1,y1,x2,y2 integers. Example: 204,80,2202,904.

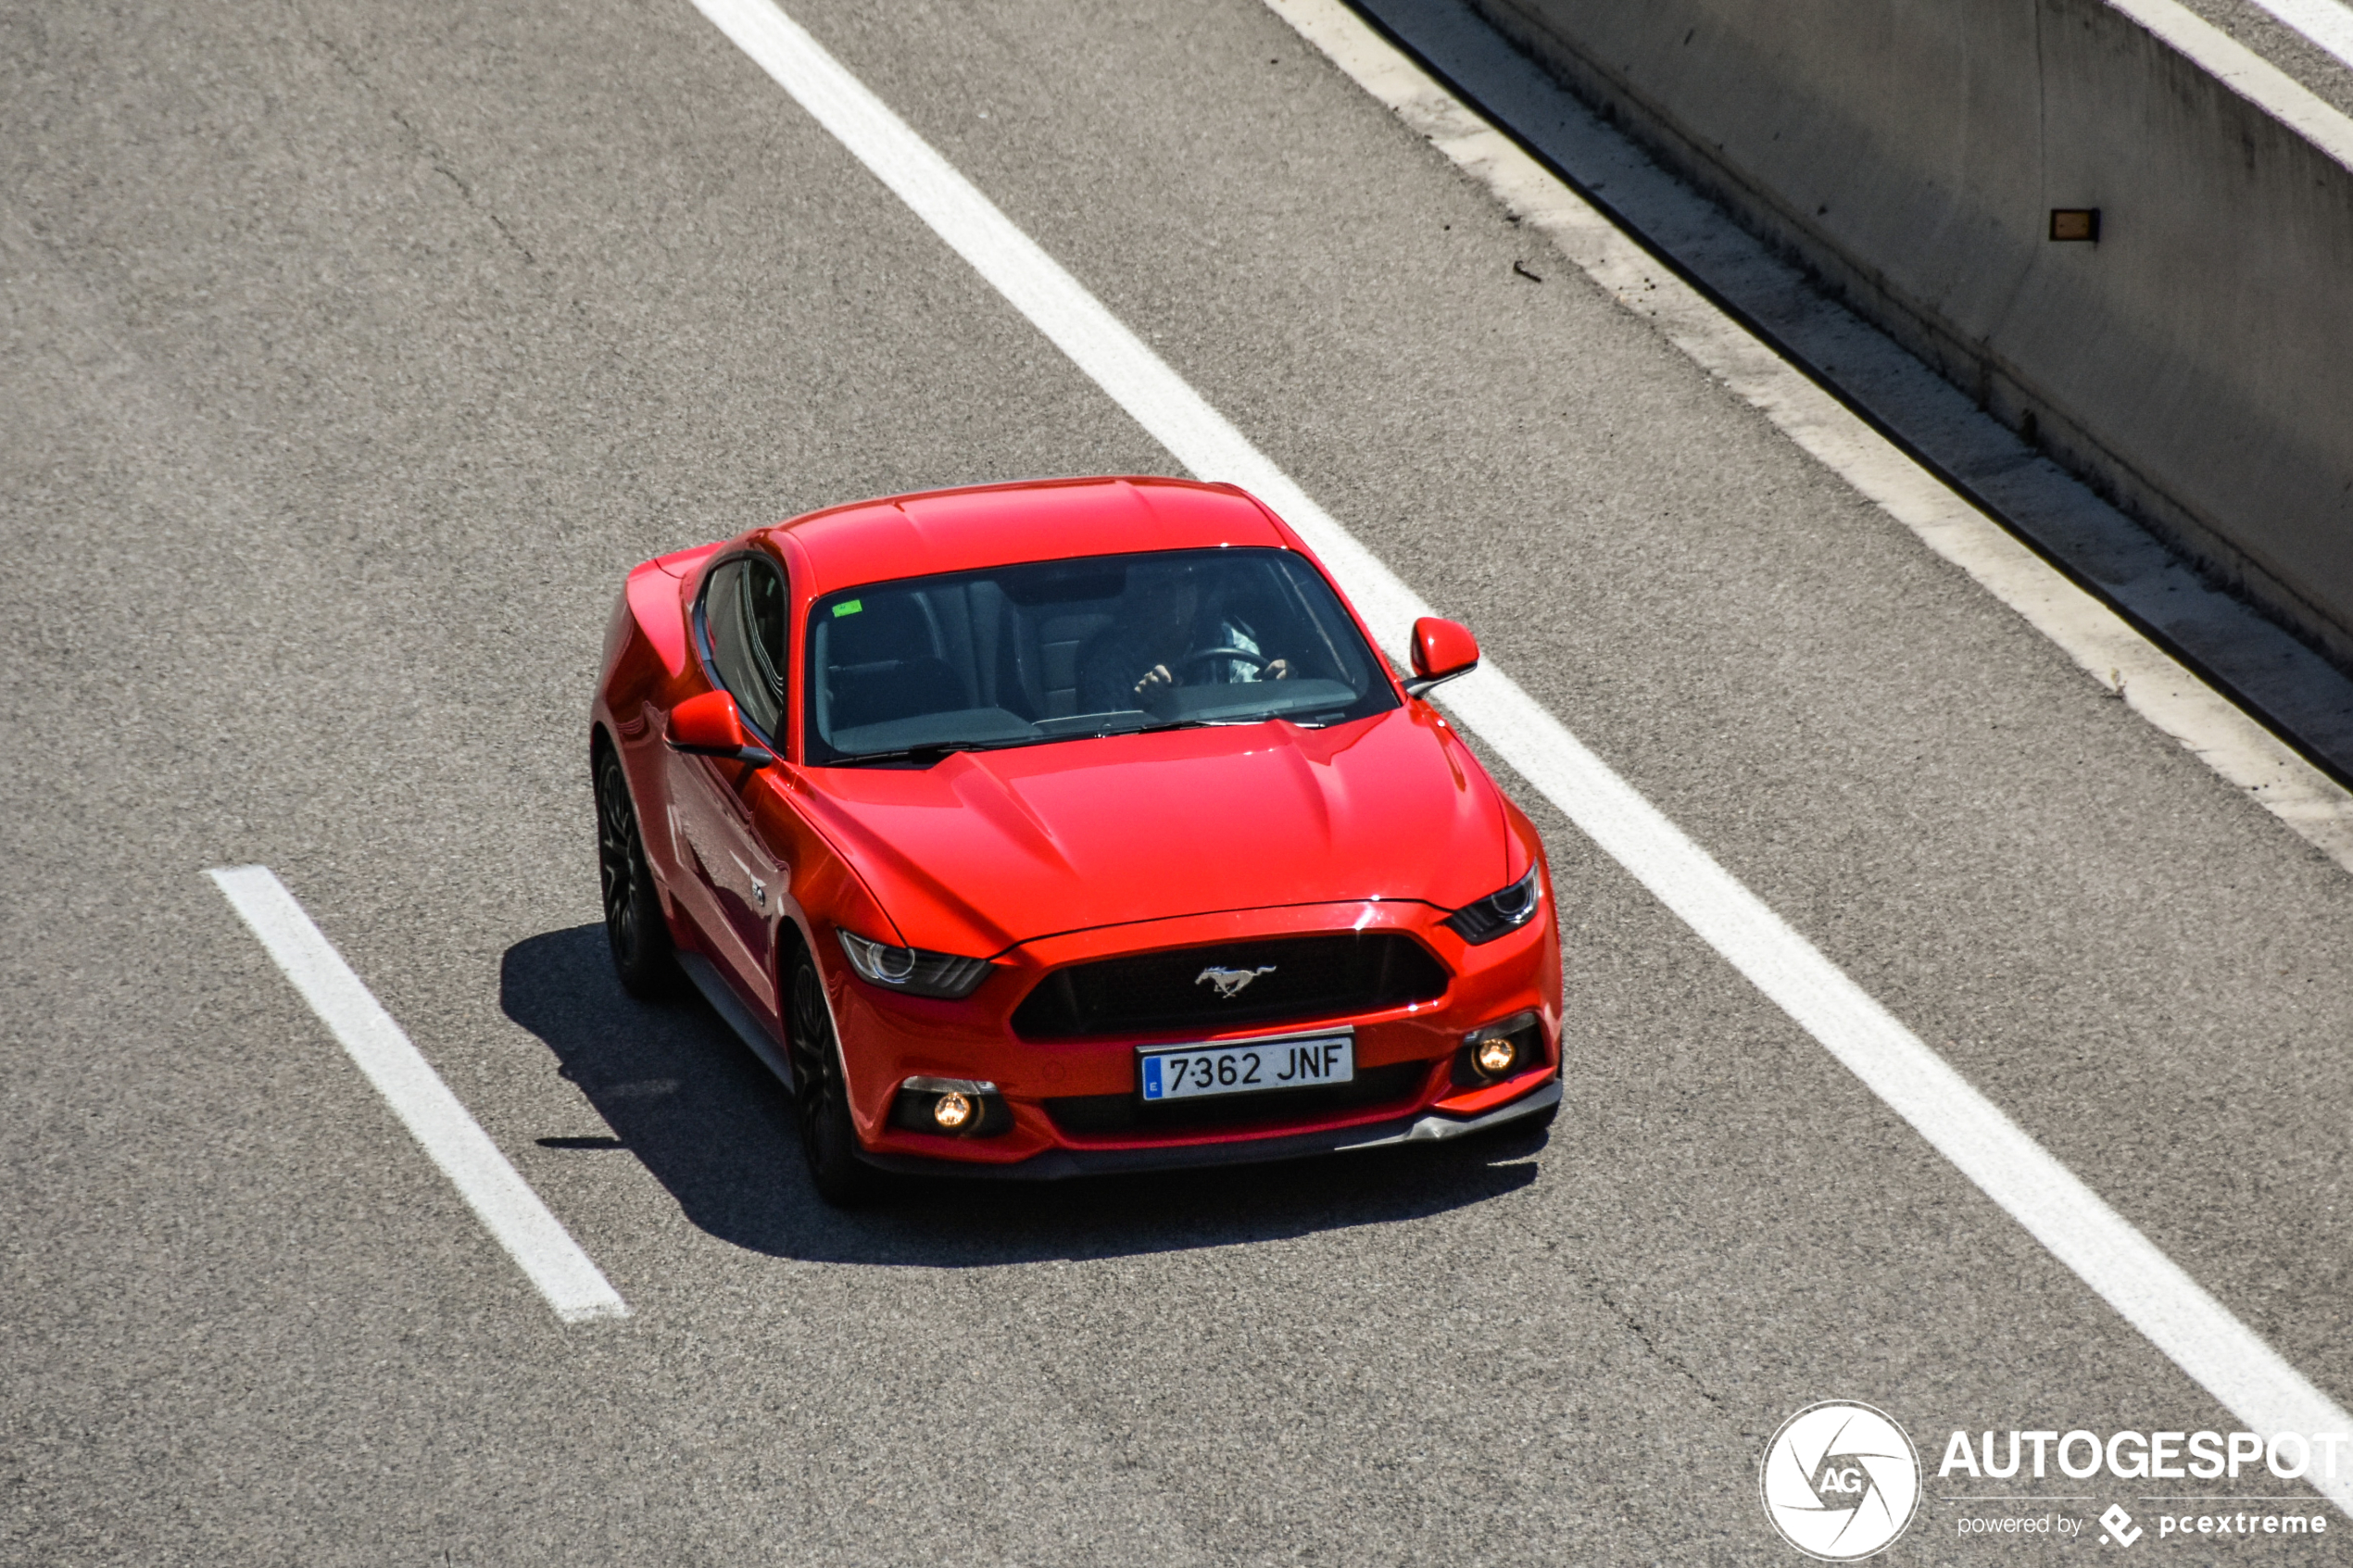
744,558,789,718
702,557,789,738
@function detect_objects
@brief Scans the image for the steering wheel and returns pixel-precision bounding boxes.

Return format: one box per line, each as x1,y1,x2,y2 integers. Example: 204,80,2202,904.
1176,646,1270,679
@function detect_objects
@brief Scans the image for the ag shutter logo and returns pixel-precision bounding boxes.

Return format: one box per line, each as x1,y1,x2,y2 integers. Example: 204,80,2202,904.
1761,1401,1923,1560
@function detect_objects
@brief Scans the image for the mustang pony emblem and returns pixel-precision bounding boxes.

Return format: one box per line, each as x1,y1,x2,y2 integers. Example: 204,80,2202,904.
1195,964,1277,999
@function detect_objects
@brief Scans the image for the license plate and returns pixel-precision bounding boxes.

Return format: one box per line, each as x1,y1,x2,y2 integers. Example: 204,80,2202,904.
1139,1031,1354,1102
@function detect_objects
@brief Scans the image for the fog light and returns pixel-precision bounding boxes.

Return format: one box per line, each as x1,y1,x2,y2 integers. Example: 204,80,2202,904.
894,1075,1001,1136
1457,1010,1544,1088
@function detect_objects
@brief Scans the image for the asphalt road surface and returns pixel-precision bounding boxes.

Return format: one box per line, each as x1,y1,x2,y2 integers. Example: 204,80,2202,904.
6,0,2351,1562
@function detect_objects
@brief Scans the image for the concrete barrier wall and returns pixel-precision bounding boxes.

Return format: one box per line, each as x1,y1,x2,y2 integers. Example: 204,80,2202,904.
1462,0,2353,665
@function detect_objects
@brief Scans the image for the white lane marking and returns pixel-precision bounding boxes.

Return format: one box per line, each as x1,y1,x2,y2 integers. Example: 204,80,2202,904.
1271,5,2352,1486
2243,0,2353,73
1265,0,2353,877
687,0,2353,1512
208,866,629,1323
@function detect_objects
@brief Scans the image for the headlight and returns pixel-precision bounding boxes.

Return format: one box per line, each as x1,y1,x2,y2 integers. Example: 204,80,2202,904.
835,928,993,998
1442,864,1541,945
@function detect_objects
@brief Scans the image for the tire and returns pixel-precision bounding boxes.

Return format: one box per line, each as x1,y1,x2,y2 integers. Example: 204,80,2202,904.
786,945,876,1207
595,745,677,998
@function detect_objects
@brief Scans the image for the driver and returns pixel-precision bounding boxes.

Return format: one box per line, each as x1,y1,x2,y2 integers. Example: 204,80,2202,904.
1075,562,1290,713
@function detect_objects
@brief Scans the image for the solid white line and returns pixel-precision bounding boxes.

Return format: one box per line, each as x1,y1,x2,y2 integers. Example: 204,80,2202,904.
208,866,629,1323
1253,8,2353,1487
2244,0,2353,74
687,0,2352,1511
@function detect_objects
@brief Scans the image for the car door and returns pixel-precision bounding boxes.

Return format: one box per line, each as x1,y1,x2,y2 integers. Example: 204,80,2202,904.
667,553,795,1022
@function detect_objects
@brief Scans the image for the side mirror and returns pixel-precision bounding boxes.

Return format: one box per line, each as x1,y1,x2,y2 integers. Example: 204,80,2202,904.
1404,616,1479,697
666,689,774,765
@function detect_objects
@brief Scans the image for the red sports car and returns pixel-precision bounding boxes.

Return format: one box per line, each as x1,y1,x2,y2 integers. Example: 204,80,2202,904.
590,476,1562,1203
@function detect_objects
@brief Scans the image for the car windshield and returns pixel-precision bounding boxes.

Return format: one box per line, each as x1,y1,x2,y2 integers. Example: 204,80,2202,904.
804,547,1398,764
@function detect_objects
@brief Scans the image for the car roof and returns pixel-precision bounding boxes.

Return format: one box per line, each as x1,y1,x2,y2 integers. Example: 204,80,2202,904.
762,476,1293,596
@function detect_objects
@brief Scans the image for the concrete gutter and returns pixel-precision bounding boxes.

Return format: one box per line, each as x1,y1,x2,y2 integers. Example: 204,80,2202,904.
1459,0,2353,669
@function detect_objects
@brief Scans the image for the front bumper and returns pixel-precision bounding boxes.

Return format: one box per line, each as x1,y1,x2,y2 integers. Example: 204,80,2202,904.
826,896,1564,1170
856,1074,1561,1181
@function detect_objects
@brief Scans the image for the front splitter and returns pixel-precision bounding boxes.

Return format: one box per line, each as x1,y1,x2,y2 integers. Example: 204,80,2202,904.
856,1076,1561,1181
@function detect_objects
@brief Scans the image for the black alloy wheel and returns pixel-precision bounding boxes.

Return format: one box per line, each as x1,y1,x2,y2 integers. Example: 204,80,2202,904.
596,746,676,997
787,947,875,1207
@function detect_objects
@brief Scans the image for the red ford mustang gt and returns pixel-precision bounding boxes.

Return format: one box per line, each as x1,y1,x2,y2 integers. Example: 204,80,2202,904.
590,476,1562,1202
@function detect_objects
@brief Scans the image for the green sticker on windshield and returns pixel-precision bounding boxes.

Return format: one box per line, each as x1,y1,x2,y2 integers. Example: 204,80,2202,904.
833,599,862,617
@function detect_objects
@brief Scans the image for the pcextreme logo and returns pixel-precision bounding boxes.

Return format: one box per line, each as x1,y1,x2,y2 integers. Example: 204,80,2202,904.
1761,1401,1923,1560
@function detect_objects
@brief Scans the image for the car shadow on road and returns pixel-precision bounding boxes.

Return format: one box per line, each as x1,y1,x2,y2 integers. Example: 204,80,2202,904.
503,924,1545,1266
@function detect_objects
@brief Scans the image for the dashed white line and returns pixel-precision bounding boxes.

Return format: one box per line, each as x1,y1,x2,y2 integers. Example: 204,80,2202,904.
687,0,2351,1511
209,865,629,1324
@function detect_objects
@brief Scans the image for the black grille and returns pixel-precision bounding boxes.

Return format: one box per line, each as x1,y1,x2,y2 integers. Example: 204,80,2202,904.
1044,1060,1434,1136
1010,933,1450,1040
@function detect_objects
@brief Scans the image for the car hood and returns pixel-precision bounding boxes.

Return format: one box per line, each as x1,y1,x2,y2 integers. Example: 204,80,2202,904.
797,707,1514,955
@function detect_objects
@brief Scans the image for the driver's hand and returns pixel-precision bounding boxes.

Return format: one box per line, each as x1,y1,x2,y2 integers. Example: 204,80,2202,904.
1134,663,1175,696
1266,658,1292,681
